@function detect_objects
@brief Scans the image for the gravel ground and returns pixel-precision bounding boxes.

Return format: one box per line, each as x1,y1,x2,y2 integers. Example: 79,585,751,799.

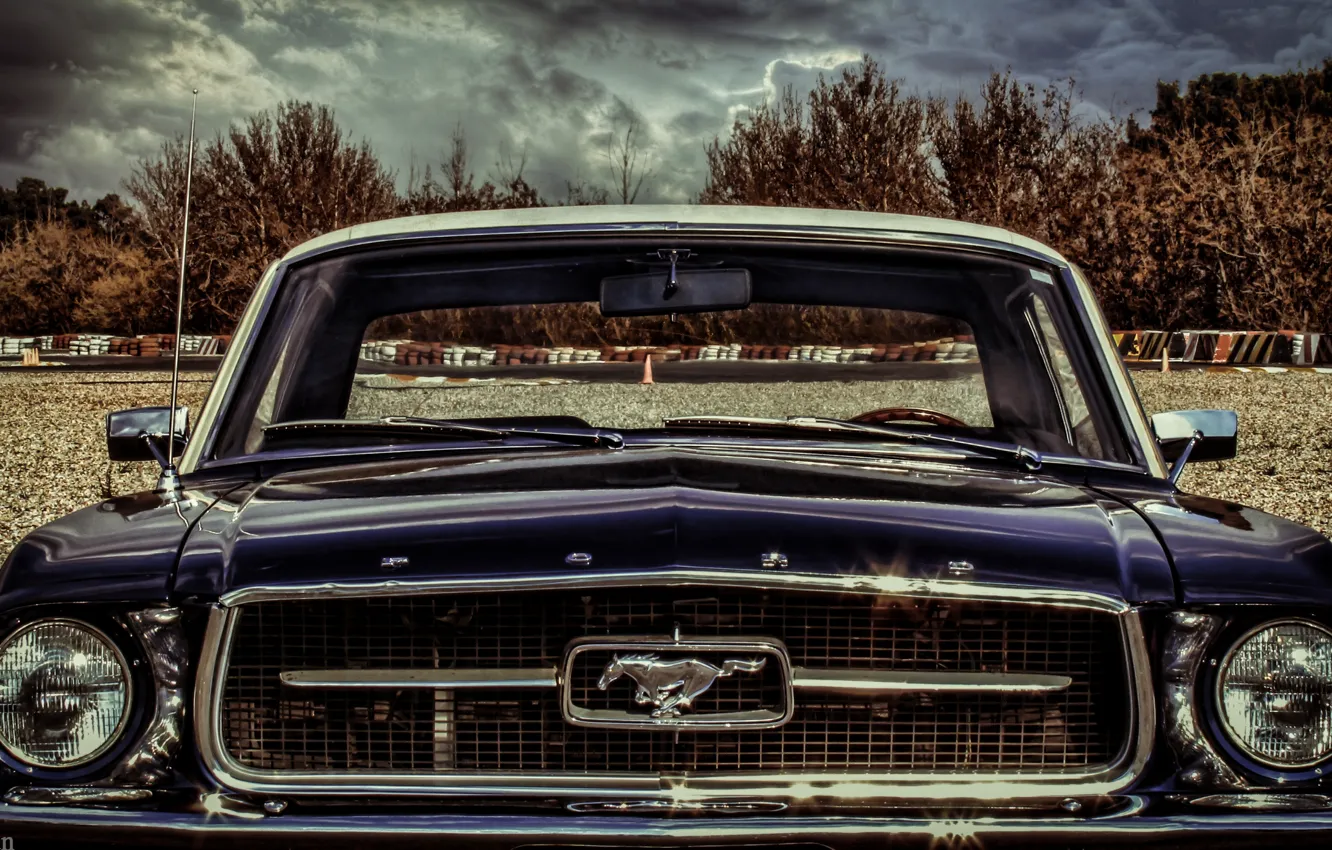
0,372,212,555
1,369,1328,556
345,372,997,426
1132,371,1332,535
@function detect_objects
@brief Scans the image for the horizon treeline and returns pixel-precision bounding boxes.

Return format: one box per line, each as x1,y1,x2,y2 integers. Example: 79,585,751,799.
1,56,1329,337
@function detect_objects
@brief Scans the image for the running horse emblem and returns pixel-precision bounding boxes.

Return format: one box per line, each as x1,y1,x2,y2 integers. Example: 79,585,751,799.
597,653,767,718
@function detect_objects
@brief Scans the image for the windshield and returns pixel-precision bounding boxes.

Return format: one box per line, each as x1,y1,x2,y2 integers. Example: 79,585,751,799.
212,240,1127,464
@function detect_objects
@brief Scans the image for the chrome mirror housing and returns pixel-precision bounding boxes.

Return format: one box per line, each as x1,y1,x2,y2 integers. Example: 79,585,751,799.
1151,409,1238,485
106,406,189,463
1151,410,1238,464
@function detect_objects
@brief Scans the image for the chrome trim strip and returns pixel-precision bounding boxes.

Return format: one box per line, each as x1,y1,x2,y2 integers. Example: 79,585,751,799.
277,665,1070,694
179,260,281,474
566,799,789,814
1122,609,1154,789
196,576,1152,801
1023,305,1075,446
791,668,1072,694
218,569,1130,614
3,787,153,807
280,668,558,689
1164,610,1246,789
1063,264,1165,477
293,218,1073,269
37,795,1332,845
1183,793,1332,812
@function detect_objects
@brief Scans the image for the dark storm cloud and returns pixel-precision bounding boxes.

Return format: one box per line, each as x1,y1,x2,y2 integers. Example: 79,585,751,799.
0,0,176,155
0,0,1328,203
669,110,718,137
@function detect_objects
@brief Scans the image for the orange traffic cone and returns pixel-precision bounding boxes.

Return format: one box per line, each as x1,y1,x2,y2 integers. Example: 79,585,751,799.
640,354,655,385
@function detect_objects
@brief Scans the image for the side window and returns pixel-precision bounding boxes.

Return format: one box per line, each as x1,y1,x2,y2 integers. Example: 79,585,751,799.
1028,295,1105,459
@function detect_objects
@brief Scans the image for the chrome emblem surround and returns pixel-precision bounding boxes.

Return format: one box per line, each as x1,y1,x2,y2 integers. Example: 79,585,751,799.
561,635,794,730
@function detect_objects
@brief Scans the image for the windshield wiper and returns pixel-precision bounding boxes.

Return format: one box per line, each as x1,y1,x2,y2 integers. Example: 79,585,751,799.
264,416,624,450
660,416,1042,471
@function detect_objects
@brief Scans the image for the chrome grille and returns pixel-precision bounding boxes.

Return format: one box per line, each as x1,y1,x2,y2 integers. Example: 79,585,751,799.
218,588,1130,775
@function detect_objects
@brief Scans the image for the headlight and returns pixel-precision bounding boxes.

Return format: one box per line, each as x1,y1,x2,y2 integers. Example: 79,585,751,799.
0,620,131,767
1218,620,1332,768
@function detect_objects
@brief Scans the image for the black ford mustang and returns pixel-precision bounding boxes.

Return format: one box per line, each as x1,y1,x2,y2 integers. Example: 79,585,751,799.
1,206,1329,847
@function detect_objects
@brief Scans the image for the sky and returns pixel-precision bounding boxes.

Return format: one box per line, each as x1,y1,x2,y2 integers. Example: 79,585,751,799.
2,0,1330,204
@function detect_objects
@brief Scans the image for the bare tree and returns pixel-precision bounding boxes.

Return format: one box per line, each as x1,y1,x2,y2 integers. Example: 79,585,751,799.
445,123,472,201
605,106,654,204
124,136,195,273
561,176,610,206
401,124,549,215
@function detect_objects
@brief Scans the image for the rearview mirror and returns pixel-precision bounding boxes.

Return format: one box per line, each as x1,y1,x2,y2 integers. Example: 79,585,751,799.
107,406,189,462
1151,409,1238,464
600,268,750,317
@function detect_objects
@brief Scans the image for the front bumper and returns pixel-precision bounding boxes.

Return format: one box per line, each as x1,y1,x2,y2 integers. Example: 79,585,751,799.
4,804,1332,848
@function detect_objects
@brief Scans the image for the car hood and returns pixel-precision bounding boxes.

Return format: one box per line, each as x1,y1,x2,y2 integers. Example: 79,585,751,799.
0,485,233,610
1096,483,1332,605
174,447,1175,604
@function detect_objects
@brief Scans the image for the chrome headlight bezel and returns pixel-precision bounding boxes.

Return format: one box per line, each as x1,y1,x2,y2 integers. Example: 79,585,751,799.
0,618,135,769
1215,618,1332,771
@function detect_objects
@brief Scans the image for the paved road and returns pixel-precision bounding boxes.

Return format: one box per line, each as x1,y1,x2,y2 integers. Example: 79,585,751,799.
0,354,224,372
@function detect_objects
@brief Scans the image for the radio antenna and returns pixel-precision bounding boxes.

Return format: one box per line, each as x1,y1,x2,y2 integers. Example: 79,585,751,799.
157,88,198,494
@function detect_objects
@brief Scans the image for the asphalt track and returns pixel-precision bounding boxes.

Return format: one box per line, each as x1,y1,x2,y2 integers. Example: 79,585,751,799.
0,354,225,372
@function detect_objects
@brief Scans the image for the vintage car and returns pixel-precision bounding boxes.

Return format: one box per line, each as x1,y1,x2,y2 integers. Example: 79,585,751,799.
1,205,1330,847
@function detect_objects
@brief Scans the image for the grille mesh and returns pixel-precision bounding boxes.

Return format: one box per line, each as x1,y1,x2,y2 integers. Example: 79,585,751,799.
219,588,1129,774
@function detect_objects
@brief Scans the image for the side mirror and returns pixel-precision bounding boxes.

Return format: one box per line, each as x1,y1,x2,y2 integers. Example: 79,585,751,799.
1151,409,1237,484
107,407,189,463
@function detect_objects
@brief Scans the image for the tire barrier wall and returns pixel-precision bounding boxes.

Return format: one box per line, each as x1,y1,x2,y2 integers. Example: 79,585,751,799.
1113,331,1332,366
1,334,231,357
4,331,1331,366
362,337,981,367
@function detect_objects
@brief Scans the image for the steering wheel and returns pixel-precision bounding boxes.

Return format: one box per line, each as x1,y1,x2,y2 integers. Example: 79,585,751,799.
850,407,970,428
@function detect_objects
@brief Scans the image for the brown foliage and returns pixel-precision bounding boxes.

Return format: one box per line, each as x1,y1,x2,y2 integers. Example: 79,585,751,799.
702,62,1124,308
370,304,957,349
4,60,1324,339
1105,111,1332,330
704,58,1332,331
126,101,398,332
0,222,169,335
928,74,1121,260
701,57,944,215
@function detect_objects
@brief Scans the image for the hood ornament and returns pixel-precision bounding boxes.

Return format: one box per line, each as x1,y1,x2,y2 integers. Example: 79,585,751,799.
597,653,766,719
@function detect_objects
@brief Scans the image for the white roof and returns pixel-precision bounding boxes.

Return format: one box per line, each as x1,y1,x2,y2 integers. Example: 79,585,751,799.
281,205,1068,265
